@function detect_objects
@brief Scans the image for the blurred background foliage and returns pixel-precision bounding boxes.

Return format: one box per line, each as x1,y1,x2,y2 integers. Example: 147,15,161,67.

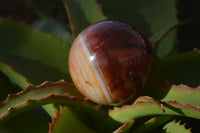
0,0,199,51
0,0,199,133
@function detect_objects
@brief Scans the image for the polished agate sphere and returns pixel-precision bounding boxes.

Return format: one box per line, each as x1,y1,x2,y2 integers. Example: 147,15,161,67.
69,20,154,105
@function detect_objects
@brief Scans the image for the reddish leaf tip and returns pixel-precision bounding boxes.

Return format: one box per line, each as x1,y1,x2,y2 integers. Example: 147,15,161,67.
116,120,134,133
49,106,63,133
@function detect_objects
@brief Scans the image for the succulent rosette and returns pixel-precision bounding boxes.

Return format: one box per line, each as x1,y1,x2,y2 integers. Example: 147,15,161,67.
0,0,199,133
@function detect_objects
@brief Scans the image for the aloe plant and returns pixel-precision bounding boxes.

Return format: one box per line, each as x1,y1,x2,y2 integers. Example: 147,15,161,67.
0,0,199,133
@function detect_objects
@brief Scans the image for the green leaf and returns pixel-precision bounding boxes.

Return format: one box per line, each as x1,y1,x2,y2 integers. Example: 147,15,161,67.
109,96,200,123
113,120,134,133
32,19,73,44
63,0,107,37
0,71,18,102
98,0,177,39
153,26,177,57
144,83,200,107
0,18,72,84
0,63,50,133
49,107,96,133
0,80,121,132
30,0,73,42
98,0,178,57
134,116,174,133
152,49,200,87
0,109,50,133
0,60,58,117
163,120,191,133
0,60,32,89
0,81,82,122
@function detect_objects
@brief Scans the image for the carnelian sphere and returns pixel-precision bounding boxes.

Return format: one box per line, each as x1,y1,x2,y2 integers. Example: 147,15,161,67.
69,20,154,105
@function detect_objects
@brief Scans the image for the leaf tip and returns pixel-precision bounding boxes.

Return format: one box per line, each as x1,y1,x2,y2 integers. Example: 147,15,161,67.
49,106,63,133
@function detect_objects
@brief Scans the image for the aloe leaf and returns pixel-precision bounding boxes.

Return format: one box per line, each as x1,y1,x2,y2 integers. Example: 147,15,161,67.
99,0,179,57
0,60,58,117
0,18,71,84
0,109,50,133
153,25,177,57
63,0,107,37
163,120,191,133
134,116,174,133
57,105,117,132
0,60,32,89
29,0,73,43
144,83,200,107
0,63,50,133
0,69,19,101
152,49,200,87
0,80,120,132
49,107,96,133
0,80,121,132
32,19,73,44
98,0,177,40
0,80,83,122
113,120,134,133
109,96,200,123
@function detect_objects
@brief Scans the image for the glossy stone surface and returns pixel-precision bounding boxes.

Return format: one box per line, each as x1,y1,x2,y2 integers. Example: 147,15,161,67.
69,21,154,105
